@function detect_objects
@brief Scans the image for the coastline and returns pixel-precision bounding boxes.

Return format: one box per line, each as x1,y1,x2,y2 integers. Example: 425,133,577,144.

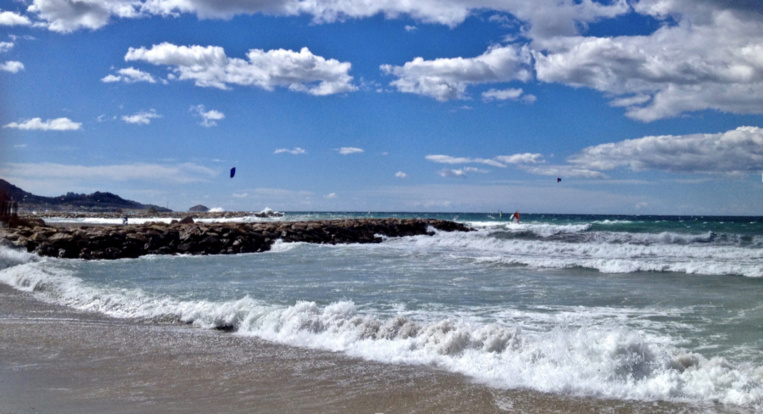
0,284,711,414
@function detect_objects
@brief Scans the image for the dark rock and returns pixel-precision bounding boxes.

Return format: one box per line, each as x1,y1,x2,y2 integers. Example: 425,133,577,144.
179,216,195,224
2,218,471,260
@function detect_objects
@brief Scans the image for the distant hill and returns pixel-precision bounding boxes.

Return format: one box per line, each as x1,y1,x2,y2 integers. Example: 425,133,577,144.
0,179,172,213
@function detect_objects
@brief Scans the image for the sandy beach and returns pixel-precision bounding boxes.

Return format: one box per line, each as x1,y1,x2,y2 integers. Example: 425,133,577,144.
0,282,715,414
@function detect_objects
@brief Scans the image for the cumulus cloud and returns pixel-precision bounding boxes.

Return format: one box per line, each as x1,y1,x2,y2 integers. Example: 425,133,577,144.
374,0,763,120
516,126,763,179
122,109,161,125
21,0,763,120
4,161,217,183
125,42,356,95
3,117,81,131
102,67,157,83
482,88,536,103
567,126,763,175
190,104,224,127
395,171,407,178
337,147,364,155
534,6,763,121
0,60,24,73
26,0,629,35
0,10,32,26
26,0,142,32
275,147,306,155
381,44,533,101
0,41,24,73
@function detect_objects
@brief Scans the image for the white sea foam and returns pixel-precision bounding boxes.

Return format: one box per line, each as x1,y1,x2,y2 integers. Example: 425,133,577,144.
468,221,592,237
0,244,38,268
384,229,763,277
0,251,760,410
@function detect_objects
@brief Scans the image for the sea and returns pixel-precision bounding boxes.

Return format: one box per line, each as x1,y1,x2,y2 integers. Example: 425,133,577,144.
1,212,762,412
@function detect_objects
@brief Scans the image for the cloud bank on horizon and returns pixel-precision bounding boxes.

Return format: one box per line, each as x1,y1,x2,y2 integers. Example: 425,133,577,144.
2,0,763,214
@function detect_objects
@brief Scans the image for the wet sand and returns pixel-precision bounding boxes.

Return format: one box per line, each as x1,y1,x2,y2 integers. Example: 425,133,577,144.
0,284,722,414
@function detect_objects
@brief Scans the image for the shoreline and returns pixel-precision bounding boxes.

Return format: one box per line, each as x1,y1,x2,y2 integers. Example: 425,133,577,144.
0,283,706,414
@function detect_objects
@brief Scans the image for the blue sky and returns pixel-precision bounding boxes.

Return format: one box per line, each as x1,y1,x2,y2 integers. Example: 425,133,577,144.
1,0,763,214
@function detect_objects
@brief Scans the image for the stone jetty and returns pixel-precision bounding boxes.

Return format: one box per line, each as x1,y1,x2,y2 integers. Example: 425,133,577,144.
1,218,471,260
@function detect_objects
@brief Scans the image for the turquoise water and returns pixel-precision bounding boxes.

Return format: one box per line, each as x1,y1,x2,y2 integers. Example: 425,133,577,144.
2,213,762,410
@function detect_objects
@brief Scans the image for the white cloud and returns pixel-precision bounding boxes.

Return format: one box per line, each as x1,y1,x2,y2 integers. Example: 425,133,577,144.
519,164,608,179
425,154,507,168
0,61,24,73
122,109,161,125
275,147,306,155
494,153,545,164
395,171,407,178
20,0,763,121
27,0,629,36
324,192,337,199
190,104,224,127
125,43,357,95
0,10,32,26
438,168,468,178
27,0,141,32
533,8,763,121
232,192,248,198
102,66,157,83
3,117,81,131
436,166,489,178
517,126,763,179
482,87,536,103
4,162,217,184
381,44,533,101
0,41,24,73
567,126,763,175
337,147,364,155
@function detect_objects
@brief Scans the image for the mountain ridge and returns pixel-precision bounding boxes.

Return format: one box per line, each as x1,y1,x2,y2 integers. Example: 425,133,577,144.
0,179,172,213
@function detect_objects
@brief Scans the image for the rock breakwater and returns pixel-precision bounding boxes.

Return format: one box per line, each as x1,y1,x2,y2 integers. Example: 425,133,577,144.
1,218,470,260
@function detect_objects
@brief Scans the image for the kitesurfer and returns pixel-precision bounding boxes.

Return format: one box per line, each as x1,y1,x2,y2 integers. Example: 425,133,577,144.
512,211,520,223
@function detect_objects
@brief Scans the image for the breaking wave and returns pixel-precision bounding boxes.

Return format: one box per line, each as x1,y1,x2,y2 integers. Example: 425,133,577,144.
0,253,760,410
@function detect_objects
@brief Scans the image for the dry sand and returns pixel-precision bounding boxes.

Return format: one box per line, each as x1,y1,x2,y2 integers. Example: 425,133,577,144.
0,284,716,414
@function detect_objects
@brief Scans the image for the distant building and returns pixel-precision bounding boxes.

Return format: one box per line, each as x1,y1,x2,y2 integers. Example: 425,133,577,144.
189,205,209,212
